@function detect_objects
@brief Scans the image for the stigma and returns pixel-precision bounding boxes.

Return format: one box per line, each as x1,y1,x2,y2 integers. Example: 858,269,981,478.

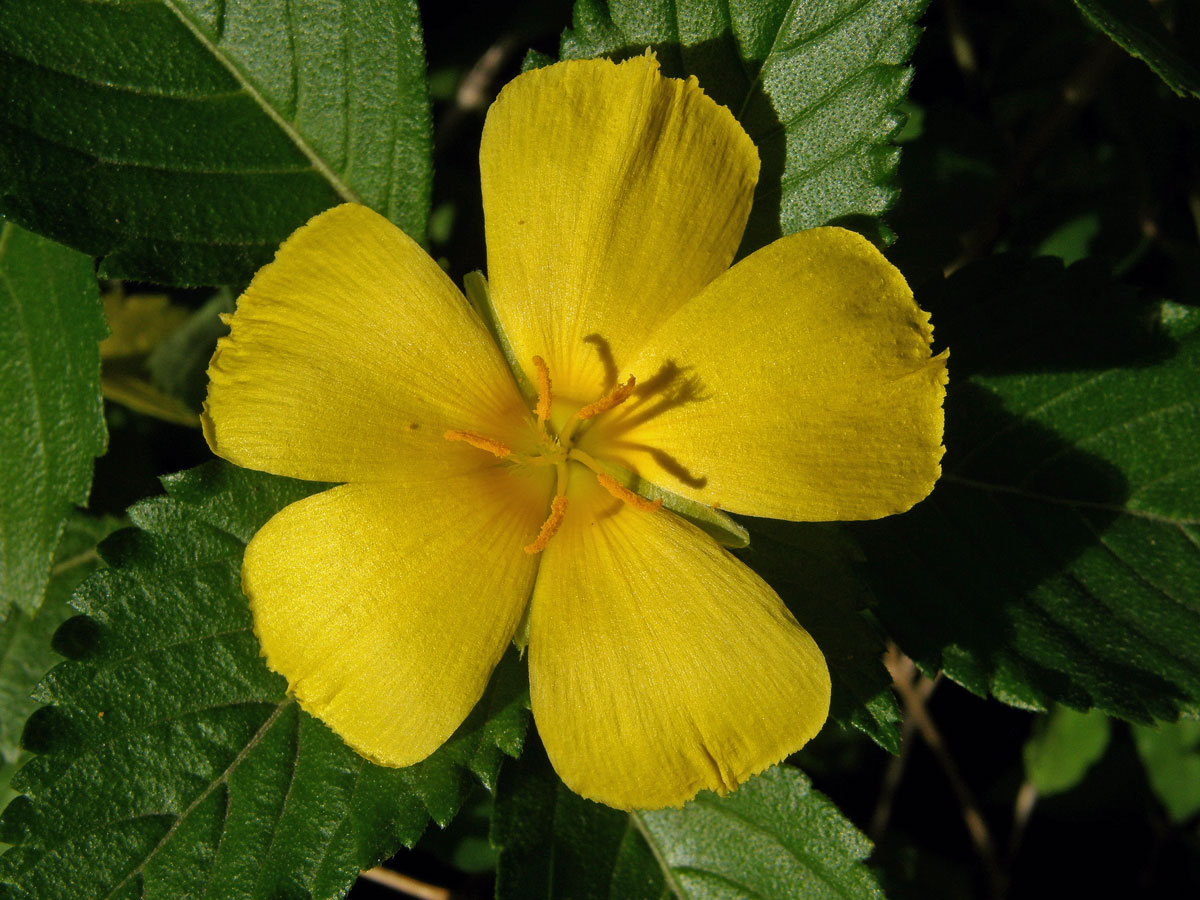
443,355,661,554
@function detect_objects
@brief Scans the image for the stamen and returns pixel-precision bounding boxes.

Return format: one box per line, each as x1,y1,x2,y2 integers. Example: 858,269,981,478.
532,355,552,426
524,495,569,554
443,429,511,458
595,472,663,512
574,375,636,420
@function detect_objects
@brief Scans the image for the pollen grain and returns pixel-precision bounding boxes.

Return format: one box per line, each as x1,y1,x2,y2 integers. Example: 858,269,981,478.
524,495,569,554
595,473,663,512
443,429,511,458
575,375,636,420
532,355,553,426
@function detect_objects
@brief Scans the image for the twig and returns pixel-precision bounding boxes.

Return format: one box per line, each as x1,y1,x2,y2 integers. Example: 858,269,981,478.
887,650,1008,900
942,0,978,80
358,867,451,900
869,646,939,840
1008,779,1038,861
946,35,1123,274
434,33,521,151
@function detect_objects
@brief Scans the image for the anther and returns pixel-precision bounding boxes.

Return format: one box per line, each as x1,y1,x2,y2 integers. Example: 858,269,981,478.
595,473,663,512
443,429,511,458
532,355,552,426
575,375,636,420
524,495,569,554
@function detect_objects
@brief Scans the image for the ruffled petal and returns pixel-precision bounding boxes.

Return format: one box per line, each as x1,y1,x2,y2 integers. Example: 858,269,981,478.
528,467,829,810
204,203,529,483
583,226,947,521
243,466,552,766
480,55,759,404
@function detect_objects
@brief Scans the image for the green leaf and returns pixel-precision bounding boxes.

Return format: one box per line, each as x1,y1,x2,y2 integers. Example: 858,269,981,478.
1132,718,1200,823
1072,0,1200,99
856,256,1200,723
0,462,531,900
0,222,106,617
558,0,927,252
740,522,902,754
494,737,887,900
1023,707,1111,796
0,514,116,764
0,0,432,286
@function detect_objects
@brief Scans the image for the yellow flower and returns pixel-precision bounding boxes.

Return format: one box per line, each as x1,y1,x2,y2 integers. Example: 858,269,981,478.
202,54,947,810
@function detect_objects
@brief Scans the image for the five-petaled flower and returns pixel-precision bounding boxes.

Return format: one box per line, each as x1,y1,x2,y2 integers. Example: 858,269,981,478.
202,54,947,810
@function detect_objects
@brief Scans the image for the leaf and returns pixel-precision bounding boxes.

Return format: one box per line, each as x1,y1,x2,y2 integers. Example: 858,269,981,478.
0,515,116,765
739,522,902,754
0,462,531,900
0,0,432,286
1023,707,1111,796
855,255,1200,723
0,222,106,618
493,736,887,900
1072,0,1200,99
557,0,928,252
1132,718,1200,823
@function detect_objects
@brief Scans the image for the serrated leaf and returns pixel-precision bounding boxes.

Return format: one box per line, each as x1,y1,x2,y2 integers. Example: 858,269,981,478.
1023,707,1111,796
0,0,432,286
739,521,901,754
0,462,531,900
558,0,927,252
855,255,1200,723
1132,718,1200,823
0,515,116,764
494,736,887,900
0,222,106,618
1072,0,1200,99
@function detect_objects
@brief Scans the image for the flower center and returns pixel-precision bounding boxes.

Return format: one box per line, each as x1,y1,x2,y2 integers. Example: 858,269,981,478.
443,355,662,554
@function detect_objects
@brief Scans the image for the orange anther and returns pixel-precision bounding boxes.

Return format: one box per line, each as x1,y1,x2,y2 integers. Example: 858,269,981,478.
595,473,663,512
443,429,511,458
575,375,636,420
524,495,569,554
532,355,552,425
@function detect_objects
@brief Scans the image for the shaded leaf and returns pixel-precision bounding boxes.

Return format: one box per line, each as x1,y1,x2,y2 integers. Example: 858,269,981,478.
0,515,116,764
1132,718,1200,823
0,222,106,617
1023,707,1111,796
857,256,1200,723
557,0,927,252
494,736,886,900
0,462,530,900
0,0,432,286
1072,0,1200,99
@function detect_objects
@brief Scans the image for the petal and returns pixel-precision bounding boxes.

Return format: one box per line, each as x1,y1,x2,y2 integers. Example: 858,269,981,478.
528,468,830,810
243,465,552,766
585,227,947,521
480,55,759,403
204,203,529,483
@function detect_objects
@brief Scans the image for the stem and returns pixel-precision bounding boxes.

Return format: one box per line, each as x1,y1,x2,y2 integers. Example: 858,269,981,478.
358,867,451,900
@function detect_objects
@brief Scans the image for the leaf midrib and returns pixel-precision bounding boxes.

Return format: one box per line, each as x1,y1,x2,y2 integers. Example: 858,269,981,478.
100,698,294,900
158,0,362,205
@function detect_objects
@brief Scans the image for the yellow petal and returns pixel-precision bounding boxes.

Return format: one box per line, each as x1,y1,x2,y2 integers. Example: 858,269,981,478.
584,227,947,521
204,203,529,483
528,468,830,810
244,465,552,767
480,55,759,404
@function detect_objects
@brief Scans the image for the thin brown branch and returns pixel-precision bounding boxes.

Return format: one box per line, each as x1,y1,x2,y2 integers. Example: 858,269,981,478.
888,650,1008,900
358,867,451,900
434,33,521,151
946,35,1124,274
